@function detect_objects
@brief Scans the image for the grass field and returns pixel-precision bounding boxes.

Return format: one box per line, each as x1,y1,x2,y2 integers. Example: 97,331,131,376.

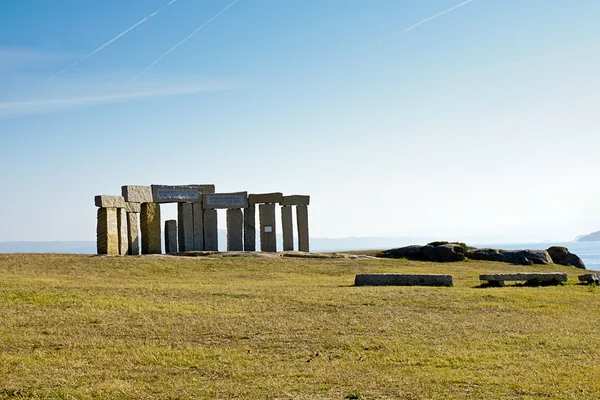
0,253,599,399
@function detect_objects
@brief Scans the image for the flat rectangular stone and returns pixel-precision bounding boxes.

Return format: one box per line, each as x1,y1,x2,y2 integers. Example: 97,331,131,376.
282,195,310,206
121,186,153,203
259,203,277,252
204,192,248,209
165,220,178,254
227,209,243,251
355,274,453,287
203,209,218,251
281,206,294,251
127,212,140,255
95,195,126,208
579,273,600,283
117,208,128,255
140,203,161,254
479,272,568,283
192,203,204,251
177,203,194,252
97,208,119,255
151,184,215,203
124,202,141,213
243,205,256,251
248,193,283,205
296,205,309,252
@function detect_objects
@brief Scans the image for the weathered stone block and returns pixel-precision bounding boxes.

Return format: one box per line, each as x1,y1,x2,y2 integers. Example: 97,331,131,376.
204,192,248,209
248,193,284,205
165,220,178,254
140,203,161,254
121,186,153,203
97,208,119,255
124,202,141,213
151,184,215,203
282,195,310,206
479,272,567,286
192,203,204,251
227,209,243,251
259,203,277,252
117,208,128,255
244,205,256,252
355,274,453,287
127,212,140,255
281,206,294,251
95,195,126,208
177,203,194,252
203,209,218,251
579,274,600,284
296,205,309,252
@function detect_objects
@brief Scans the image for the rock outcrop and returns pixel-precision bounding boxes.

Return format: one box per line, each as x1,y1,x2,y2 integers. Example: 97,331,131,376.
380,243,465,262
546,246,586,269
467,248,552,265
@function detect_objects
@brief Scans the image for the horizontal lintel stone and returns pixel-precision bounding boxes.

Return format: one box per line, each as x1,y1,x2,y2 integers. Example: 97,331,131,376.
151,184,215,203
95,195,126,208
248,192,283,205
124,202,141,213
121,186,153,203
203,192,248,209
282,195,310,206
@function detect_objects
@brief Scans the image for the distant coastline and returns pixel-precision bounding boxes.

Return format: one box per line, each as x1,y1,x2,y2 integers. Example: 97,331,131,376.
577,231,600,242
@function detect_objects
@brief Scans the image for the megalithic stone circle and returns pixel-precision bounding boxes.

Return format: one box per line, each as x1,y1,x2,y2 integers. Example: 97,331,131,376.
97,207,119,255
281,205,294,251
243,205,256,251
192,203,204,251
203,209,218,251
296,204,309,252
259,203,277,252
127,212,140,255
117,208,128,255
141,203,161,254
227,209,243,251
177,203,194,252
165,220,178,254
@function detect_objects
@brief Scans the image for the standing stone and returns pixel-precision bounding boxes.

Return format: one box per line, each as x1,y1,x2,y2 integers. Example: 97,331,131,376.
127,212,140,255
141,203,161,254
227,209,243,251
203,209,218,251
177,203,194,252
192,203,204,251
244,205,256,252
281,206,294,251
97,208,119,255
297,205,309,252
165,220,178,254
117,208,128,255
259,203,277,252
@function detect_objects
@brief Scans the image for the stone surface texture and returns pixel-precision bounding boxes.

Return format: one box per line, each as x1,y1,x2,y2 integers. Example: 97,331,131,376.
479,272,567,284
355,274,453,287
121,186,153,203
192,203,204,251
296,205,309,252
203,209,218,251
140,203,161,254
248,193,284,205
281,206,294,251
282,195,310,206
467,248,552,265
546,246,586,269
124,202,141,213
95,195,126,208
151,184,214,203
165,220,178,254
127,212,140,255
579,274,600,283
227,209,244,251
97,208,119,255
177,203,194,252
243,205,256,251
117,208,128,255
259,203,277,252
204,192,248,209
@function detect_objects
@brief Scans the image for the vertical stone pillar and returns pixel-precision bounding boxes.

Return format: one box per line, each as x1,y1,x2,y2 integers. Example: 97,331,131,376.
127,212,140,255
192,203,204,251
227,209,243,251
177,203,194,252
243,205,256,251
203,209,218,251
281,206,294,251
259,203,277,252
117,208,129,255
297,205,309,252
165,220,178,254
141,203,162,254
97,208,119,255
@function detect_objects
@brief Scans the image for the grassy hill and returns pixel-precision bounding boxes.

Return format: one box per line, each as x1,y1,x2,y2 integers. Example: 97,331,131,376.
0,254,598,399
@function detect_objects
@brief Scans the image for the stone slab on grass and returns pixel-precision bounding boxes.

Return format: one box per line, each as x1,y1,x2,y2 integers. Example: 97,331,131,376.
480,272,567,287
579,273,600,284
355,274,453,287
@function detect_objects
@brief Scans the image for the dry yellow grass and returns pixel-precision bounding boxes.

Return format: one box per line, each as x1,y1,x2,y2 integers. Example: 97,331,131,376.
0,253,598,399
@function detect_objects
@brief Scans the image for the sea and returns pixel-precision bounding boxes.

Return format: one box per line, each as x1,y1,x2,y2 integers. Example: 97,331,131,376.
473,241,600,271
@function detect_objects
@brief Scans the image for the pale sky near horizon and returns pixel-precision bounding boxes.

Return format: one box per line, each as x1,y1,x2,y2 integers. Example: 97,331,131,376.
1,0,599,243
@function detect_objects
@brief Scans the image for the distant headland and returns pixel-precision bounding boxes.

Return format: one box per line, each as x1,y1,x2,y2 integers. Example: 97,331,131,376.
577,231,600,242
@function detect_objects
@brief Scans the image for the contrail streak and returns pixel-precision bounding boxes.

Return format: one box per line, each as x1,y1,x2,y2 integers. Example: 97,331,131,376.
126,0,239,86
43,0,178,84
381,0,477,43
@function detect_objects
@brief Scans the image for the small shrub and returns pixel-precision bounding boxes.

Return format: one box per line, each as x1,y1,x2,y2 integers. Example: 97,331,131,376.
345,393,362,399
588,282,597,293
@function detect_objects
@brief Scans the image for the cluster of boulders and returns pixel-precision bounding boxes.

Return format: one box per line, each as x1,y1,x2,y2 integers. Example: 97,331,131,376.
379,243,586,269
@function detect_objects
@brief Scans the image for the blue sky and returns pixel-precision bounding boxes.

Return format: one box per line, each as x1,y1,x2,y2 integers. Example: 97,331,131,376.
1,0,599,243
